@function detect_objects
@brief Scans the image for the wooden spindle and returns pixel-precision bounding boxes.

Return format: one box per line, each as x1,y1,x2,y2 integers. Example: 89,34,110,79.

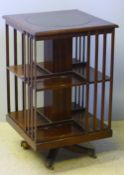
14,29,18,111
83,35,86,63
85,33,90,130
81,35,86,109
27,34,30,136
6,24,11,113
93,32,99,129
30,37,34,139
78,37,82,106
22,33,27,131
108,30,115,128
22,33,25,111
79,36,82,62
34,39,37,142
100,32,107,129
75,37,78,105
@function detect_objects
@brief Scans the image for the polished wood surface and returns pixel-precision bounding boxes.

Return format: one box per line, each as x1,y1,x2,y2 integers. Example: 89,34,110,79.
4,10,118,169
44,38,72,121
73,64,110,83
7,112,112,151
35,73,84,91
7,64,48,79
7,63,110,83
44,38,72,72
7,107,109,143
3,10,118,37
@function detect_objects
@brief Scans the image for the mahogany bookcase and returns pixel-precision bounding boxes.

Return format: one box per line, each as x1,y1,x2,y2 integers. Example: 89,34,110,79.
3,10,118,169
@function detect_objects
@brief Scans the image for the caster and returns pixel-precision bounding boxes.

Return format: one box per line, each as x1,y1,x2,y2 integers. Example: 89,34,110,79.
45,148,59,170
21,140,30,150
89,150,97,159
45,160,54,170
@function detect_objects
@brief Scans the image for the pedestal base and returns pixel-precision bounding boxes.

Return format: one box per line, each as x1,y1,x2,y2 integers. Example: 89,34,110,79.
45,144,96,170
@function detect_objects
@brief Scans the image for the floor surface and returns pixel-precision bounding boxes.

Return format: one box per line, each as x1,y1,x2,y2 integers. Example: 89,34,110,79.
0,121,124,175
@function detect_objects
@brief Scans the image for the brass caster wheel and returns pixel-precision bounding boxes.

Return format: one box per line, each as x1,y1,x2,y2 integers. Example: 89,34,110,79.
21,141,30,150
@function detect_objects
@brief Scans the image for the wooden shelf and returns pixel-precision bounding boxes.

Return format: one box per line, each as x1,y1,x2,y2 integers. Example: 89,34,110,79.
7,106,109,144
8,59,110,85
7,64,48,80
7,109,85,143
34,72,85,91
36,120,84,143
8,62,110,87
7,102,83,130
7,111,112,151
73,64,110,83
7,110,48,130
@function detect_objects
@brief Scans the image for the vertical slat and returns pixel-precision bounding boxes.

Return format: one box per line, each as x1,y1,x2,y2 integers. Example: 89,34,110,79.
78,37,82,106
30,37,34,139
93,32,99,129
6,24,11,113
85,33,90,130
100,32,107,129
79,36,82,62
81,85,84,109
83,35,86,63
22,33,25,111
82,35,86,108
34,39,37,142
75,37,78,105
29,36,32,138
75,37,78,61
22,33,26,131
14,29,18,111
24,34,28,133
78,86,80,106
108,30,115,128
27,34,30,136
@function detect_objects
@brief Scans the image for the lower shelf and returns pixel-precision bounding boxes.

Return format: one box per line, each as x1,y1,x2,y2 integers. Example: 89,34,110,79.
37,120,84,143
6,107,112,151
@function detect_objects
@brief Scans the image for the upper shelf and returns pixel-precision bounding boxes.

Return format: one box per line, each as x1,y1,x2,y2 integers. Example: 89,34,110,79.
7,64,49,80
3,9,118,38
73,64,110,83
7,61,110,86
34,72,85,91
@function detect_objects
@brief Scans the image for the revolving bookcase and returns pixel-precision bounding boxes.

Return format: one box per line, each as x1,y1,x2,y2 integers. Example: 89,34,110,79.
3,10,118,169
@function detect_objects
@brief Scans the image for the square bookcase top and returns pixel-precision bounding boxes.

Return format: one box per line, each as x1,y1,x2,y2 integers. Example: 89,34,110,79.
3,9,118,37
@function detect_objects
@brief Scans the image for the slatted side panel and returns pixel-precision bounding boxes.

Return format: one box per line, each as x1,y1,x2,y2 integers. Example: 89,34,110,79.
6,26,20,114
5,27,115,142
6,31,38,141
72,36,86,110
72,30,115,132
6,26,26,115
23,34,37,141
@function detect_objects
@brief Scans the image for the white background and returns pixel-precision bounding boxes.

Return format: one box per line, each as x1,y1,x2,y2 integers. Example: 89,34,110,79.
0,0,123,120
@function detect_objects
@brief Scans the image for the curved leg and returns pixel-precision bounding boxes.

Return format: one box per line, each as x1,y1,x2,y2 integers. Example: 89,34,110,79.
45,148,59,170
64,144,97,158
